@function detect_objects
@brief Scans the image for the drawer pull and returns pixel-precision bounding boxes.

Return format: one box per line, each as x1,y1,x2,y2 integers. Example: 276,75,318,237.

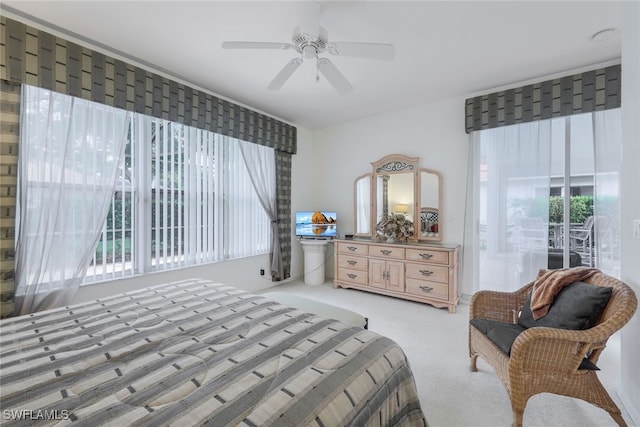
347,260,357,265
347,246,358,252
419,285,434,293
347,273,358,279
419,270,433,276
380,249,392,255
419,253,433,259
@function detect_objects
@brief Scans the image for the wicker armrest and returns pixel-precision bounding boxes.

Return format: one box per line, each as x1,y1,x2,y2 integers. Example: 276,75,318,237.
470,282,534,323
510,326,608,373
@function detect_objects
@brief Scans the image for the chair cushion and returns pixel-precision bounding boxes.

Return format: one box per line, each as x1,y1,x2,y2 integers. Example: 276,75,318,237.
470,319,525,355
470,318,600,370
518,281,612,330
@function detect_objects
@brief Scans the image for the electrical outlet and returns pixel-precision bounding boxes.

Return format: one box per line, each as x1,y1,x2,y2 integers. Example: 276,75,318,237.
634,220,640,240
260,268,265,276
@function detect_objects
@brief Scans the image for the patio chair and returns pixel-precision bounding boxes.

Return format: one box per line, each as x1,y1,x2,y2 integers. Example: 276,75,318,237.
569,216,595,266
468,270,637,426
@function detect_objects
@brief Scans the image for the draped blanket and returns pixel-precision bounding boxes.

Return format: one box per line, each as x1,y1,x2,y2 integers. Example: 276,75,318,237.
0,279,427,426
531,267,600,319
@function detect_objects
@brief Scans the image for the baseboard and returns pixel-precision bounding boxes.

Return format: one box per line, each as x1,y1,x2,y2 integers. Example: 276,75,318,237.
459,293,472,305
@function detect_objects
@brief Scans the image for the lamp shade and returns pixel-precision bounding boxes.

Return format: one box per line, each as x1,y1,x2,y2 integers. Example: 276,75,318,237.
395,204,409,213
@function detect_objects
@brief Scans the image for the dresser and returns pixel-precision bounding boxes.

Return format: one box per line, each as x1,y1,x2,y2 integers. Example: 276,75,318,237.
334,239,460,313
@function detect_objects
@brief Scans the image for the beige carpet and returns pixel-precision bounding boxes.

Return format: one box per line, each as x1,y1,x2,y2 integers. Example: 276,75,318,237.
262,279,634,427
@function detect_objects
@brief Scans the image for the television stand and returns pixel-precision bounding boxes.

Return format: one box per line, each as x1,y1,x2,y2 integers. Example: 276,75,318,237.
299,239,330,285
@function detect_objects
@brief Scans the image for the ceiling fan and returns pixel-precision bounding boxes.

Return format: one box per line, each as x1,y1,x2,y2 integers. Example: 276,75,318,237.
221,10,394,94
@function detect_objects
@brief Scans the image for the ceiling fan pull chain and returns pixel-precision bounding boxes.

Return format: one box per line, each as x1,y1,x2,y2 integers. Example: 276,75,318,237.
316,57,320,82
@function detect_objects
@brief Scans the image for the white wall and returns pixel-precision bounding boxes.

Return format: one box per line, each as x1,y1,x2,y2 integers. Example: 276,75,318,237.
311,97,470,289
619,1,640,423
72,126,316,303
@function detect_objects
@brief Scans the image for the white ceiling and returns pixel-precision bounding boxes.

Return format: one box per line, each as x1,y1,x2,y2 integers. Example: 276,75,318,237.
2,1,623,130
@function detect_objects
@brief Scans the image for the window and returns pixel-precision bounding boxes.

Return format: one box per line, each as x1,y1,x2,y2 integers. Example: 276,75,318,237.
469,110,622,292
85,114,273,283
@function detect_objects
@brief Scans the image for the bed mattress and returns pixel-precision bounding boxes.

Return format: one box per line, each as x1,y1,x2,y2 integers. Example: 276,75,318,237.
0,278,427,426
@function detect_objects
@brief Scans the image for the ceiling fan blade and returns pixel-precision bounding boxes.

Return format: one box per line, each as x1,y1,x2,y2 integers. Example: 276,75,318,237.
318,58,353,94
222,41,294,50
267,58,303,90
328,42,395,60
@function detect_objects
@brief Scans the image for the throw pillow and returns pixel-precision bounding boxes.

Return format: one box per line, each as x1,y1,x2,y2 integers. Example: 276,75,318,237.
518,281,612,330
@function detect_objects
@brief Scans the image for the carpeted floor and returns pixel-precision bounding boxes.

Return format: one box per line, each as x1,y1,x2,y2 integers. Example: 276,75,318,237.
262,279,634,427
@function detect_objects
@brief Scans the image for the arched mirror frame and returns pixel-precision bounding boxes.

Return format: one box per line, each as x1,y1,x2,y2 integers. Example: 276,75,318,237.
354,154,443,242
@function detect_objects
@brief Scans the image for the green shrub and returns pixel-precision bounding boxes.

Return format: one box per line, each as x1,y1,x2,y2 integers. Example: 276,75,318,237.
512,195,595,224
548,196,593,223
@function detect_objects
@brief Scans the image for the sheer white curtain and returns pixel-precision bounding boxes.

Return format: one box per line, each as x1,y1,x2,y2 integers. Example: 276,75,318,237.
224,137,273,263
15,85,130,314
467,121,552,292
238,139,280,278
465,110,623,294
592,109,622,277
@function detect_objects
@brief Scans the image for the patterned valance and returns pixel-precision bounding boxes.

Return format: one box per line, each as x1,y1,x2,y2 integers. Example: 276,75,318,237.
1,16,297,154
464,64,621,134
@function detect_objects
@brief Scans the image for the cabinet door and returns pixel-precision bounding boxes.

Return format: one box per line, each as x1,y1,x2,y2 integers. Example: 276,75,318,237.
368,259,387,289
386,260,405,292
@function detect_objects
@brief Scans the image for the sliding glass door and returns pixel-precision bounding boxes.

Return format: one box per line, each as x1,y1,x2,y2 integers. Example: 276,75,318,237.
468,109,621,292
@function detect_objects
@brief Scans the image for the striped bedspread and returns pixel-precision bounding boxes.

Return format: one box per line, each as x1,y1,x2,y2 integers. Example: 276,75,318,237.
0,278,427,426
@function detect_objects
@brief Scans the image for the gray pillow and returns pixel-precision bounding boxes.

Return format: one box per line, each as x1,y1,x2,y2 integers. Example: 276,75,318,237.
518,281,612,330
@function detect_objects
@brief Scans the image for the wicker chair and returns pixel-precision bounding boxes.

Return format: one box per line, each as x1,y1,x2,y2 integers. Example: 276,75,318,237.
469,272,637,427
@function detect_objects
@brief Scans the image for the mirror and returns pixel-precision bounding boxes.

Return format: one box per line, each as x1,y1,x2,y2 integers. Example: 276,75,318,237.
376,173,414,223
354,154,443,242
419,169,442,239
354,174,372,235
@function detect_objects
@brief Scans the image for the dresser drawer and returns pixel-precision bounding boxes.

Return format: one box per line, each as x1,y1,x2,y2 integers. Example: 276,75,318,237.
337,255,367,271
406,248,449,265
405,263,449,284
337,268,368,285
369,245,405,259
406,278,448,300
337,242,368,256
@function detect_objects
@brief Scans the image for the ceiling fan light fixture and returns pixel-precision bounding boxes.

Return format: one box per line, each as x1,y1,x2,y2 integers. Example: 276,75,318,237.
302,45,317,58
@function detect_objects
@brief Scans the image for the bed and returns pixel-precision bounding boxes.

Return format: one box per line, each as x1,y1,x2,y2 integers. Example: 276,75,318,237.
0,278,427,426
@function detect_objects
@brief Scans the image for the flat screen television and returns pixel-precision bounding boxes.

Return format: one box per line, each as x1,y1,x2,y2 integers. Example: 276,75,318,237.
295,211,338,239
